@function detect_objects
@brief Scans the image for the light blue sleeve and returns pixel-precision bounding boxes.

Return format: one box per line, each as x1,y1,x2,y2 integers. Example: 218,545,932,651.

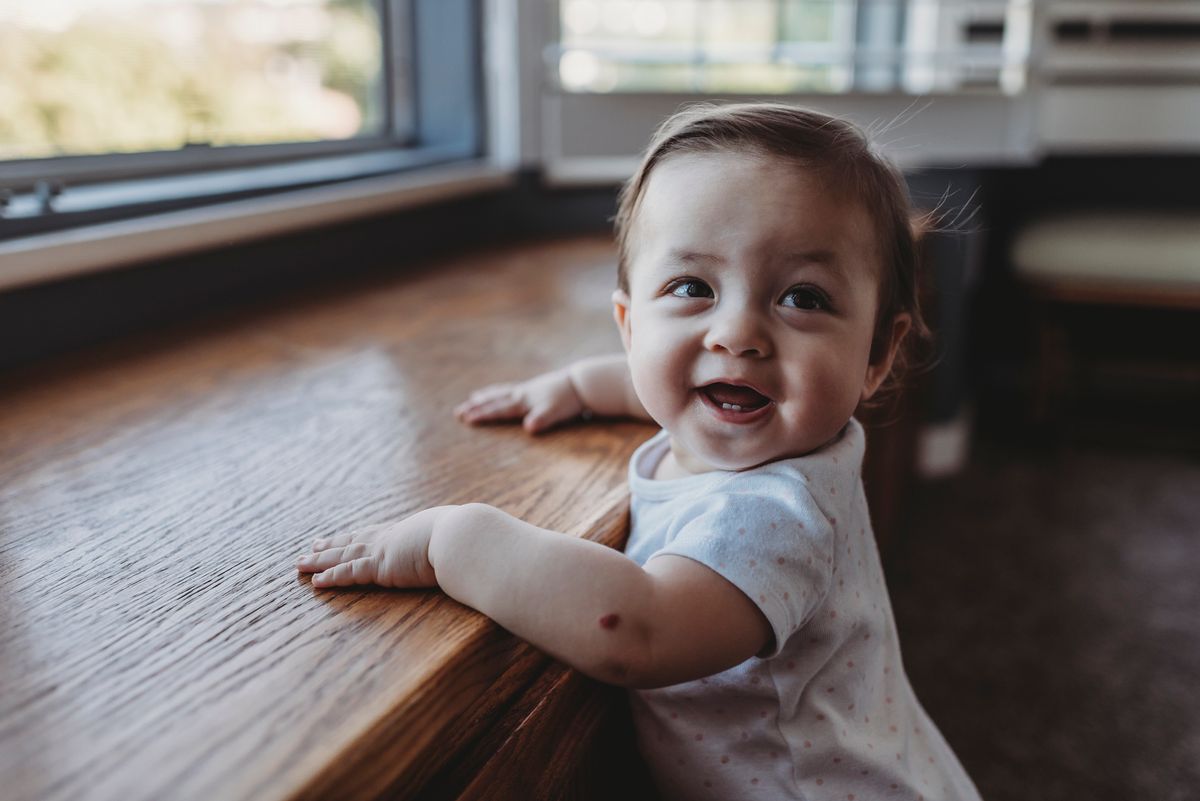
645,474,836,658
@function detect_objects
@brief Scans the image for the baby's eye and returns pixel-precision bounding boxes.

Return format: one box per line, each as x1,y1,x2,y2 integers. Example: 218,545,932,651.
667,279,714,299
780,284,832,312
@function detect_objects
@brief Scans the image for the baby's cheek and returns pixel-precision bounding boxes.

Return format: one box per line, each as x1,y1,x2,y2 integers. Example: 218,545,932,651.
629,340,685,420
792,355,862,425
629,365,670,426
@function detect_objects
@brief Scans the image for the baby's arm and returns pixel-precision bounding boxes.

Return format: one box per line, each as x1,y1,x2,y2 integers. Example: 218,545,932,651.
297,503,770,688
455,354,649,433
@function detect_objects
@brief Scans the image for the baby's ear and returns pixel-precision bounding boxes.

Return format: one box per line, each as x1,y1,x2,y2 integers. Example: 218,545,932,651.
612,289,632,352
861,313,911,402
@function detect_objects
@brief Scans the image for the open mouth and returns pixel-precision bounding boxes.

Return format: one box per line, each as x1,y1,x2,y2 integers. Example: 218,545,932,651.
698,382,773,421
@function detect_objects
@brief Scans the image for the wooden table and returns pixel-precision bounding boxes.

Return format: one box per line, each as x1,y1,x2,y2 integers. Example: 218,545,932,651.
0,236,655,801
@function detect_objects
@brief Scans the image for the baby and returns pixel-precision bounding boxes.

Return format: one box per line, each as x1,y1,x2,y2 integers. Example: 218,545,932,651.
297,103,981,800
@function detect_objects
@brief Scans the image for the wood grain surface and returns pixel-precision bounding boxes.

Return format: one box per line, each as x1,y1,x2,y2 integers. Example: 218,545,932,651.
0,235,655,801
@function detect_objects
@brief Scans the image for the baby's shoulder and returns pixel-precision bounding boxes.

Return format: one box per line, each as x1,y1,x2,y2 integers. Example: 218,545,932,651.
723,457,824,502
700,468,833,535
760,429,865,503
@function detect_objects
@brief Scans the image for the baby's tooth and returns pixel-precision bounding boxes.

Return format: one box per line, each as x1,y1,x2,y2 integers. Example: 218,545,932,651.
720,403,744,411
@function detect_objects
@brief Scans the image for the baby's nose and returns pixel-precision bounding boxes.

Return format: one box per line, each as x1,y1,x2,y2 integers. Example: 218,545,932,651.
703,312,772,357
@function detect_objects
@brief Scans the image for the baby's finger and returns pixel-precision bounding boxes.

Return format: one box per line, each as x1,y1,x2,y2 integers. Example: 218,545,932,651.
454,396,503,420
311,524,386,552
311,533,352,552
461,384,516,404
297,542,369,572
522,406,559,433
457,384,514,410
311,557,377,587
459,395,527,423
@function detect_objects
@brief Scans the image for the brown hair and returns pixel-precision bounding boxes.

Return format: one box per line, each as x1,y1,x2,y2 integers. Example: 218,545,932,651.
613,102,931,398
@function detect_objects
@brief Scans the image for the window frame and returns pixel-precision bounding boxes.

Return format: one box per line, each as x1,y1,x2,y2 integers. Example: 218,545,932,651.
547,0,1030,97
538,0,1041,183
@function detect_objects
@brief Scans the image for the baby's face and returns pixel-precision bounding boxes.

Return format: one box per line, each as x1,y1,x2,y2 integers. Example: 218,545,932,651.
614,151,895,473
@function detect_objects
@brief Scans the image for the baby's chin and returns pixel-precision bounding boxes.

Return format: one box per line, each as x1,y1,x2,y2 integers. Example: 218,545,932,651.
674,430,840,473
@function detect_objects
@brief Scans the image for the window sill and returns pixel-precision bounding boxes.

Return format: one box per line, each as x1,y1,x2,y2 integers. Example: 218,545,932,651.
0,235,646,801
0,159,514,293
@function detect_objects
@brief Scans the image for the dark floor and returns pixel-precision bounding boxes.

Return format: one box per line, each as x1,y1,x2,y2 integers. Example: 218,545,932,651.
886,434,1200,800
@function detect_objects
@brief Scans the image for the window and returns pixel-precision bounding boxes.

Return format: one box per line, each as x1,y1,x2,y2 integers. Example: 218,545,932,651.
1,0,395,162
552,0,1032,96
0,0,482,239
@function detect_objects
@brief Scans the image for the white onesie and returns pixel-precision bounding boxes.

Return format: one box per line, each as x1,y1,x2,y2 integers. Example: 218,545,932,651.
624,419,981,801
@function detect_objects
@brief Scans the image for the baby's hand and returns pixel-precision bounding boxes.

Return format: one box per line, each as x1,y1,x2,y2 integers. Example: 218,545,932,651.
454,370,585,434
296,506,453,588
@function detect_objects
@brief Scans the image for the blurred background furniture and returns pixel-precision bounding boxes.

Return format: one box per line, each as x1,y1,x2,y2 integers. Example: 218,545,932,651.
1012,211,1200,432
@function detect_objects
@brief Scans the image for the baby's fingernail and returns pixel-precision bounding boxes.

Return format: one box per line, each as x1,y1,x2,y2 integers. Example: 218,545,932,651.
313,538,327,548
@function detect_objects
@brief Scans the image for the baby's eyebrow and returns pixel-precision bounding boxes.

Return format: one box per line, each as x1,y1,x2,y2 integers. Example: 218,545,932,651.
667,249,839,267
782,251,854,285
663,248,847,281
668,249,724,265
782,249,838,267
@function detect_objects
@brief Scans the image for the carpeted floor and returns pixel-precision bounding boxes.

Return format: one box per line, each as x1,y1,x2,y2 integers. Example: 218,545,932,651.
885,438,1200,800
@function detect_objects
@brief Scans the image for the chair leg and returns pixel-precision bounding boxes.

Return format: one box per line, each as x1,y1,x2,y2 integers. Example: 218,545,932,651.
1031,300,1070,428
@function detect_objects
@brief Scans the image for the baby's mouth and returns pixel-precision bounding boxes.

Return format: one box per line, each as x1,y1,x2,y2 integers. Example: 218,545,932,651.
699,382,772,412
